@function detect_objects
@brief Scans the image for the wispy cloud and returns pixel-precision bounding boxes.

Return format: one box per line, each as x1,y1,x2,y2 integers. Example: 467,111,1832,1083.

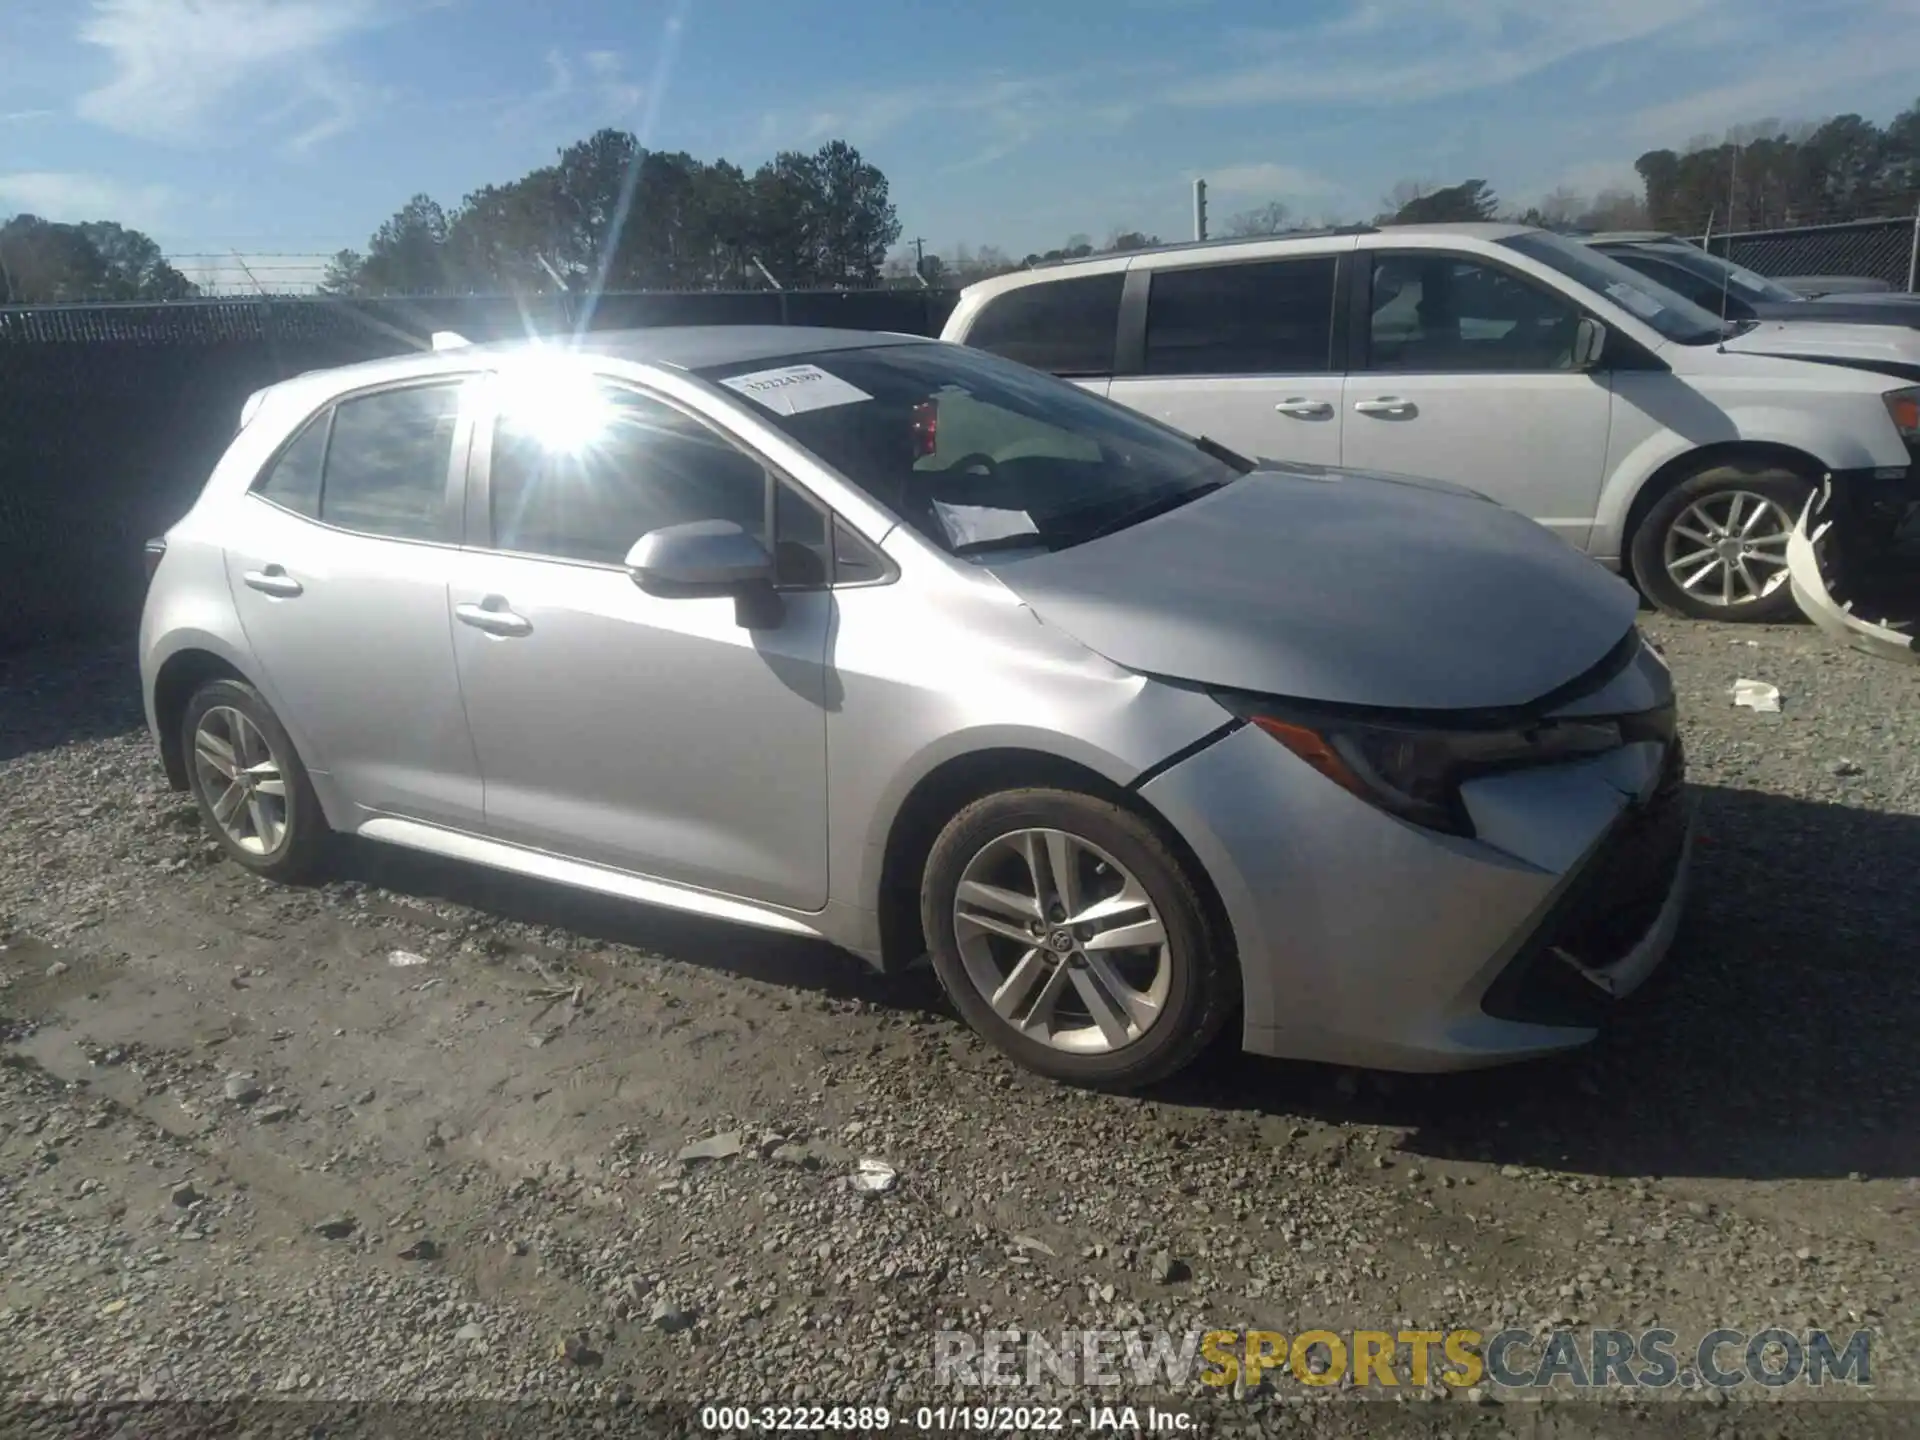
2,109,56,124
75,0,382,150
1198,162,1341,198
493,46,646,136
1164,0,1727,108
0,170,175,227
755,64,1160,170
1625,18,1920,145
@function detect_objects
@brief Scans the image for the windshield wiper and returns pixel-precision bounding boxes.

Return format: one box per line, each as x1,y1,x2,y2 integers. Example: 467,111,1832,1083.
1073,480,1227,545
1195,433,1255,472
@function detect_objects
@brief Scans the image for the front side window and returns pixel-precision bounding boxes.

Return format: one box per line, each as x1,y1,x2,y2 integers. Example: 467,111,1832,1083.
1144,256,1337,375
1366,255,1584,372
699,341,1249,559
486,377,838,586
319,384,464,541
963,273,1123,377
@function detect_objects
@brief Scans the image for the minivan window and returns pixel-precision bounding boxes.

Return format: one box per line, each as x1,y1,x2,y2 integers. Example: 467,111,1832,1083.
1144,257,1337,375
320,384,464,541
964,272,1123,377
1498,231,1724,345
1366,256,1583,372
699,341,1248,558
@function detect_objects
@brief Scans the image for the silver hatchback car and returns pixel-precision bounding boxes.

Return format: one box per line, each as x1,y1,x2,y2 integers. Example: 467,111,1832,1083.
140,327,1692,1088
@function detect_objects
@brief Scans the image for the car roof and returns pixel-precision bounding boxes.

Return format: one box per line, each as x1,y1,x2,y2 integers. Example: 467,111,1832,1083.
957,221,1539,298
1583,231,1684,246
266,325,931,397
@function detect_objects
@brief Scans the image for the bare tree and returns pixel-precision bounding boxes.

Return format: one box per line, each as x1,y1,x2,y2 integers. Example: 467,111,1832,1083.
1222,200,1292,237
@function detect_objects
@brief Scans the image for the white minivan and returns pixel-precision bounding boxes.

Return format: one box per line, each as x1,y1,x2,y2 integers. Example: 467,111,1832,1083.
940,223,1920,621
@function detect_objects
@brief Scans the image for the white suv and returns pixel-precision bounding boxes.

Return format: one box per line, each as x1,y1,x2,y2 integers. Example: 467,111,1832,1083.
941,223,1920,621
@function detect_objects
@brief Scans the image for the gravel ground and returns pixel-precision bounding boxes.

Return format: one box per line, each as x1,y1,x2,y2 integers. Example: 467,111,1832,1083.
2,618,1918,1436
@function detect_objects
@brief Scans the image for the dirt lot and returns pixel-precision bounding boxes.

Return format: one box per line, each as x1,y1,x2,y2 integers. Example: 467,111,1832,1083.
2,616,1918,1434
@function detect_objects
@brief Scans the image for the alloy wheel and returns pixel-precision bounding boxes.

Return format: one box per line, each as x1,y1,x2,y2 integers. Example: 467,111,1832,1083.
192,705,289,856
1662,489,1796,608
951,827,1172,1054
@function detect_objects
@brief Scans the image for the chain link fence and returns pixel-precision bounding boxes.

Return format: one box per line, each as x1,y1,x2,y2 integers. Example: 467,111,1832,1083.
1701,215,1920,290
0,289,959,653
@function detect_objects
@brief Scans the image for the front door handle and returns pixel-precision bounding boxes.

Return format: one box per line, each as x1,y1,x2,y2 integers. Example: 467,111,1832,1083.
1353,396,1418,418
1275,399,1334,419
242,565,303,598
454,599,532,638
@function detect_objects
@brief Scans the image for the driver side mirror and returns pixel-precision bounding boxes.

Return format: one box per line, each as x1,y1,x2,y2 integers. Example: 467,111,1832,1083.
625,520,783,628
1573,317,1608,372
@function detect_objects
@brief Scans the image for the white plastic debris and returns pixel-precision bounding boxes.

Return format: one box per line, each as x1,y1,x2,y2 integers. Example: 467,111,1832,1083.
1730,679,1781,713
387,949,432,968
849,1158,898,1193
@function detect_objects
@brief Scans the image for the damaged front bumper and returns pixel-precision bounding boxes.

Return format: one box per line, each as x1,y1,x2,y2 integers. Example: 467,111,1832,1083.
1788,479,1920,666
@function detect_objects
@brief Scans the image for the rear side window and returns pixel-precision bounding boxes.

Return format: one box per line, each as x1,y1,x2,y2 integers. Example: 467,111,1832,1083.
964,273,1123,377
1144,257,1338,375
320,384,464,541
252,415,327,519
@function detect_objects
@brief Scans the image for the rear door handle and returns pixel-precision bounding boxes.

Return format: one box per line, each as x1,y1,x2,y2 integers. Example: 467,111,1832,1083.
454,599,532,637
1275,399,1334,419
1353,396,1418,418
242,566,303,598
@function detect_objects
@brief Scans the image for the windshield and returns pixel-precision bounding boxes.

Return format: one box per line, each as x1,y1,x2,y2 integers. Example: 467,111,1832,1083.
1635,243,1803,305
1498,231,1727,345
698,341,1247,557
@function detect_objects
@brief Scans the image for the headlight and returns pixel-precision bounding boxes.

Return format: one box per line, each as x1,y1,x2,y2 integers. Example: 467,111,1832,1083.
1886,386,1920,442
1217,695,1672,836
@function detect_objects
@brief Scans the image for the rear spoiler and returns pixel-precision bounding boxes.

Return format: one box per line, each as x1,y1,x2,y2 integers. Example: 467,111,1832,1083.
1788,481,1920,666
238,386,271,432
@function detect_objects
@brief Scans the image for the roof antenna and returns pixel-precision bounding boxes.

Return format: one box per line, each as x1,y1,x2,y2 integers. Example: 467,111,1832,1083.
1702,206,1732,353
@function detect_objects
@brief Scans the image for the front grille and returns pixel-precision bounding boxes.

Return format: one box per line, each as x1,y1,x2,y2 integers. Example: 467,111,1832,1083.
1480,739,1688,1030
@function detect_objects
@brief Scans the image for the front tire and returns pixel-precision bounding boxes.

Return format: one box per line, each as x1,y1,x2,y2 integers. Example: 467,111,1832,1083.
181,678,328,882
1630,463,1814,622
920,788,1235,1089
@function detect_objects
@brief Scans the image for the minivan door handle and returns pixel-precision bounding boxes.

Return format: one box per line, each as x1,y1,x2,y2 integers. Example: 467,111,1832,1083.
1274,399,1334,419
454,598,532,638
242,565,303,598
1353,396,1418,418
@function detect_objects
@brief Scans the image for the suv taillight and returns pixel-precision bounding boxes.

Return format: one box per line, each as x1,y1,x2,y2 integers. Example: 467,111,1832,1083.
144,536,167,583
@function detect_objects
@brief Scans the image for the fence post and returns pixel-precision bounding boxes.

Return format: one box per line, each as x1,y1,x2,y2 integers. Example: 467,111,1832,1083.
1908,204,1919,294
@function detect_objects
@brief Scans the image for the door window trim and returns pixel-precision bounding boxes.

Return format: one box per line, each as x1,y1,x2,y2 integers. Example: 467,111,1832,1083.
1112,250,1354,379
463,373,898,591
243,374,482,550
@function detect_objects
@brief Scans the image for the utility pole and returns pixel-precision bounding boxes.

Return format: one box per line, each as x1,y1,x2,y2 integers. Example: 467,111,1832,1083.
908,236,927,280
1192,180,1208,243
1908,202,1919,294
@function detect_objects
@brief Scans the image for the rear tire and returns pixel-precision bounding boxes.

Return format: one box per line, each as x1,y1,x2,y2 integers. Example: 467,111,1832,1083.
1630,463,1815,622
920,787,1235,1089
181,678,329,883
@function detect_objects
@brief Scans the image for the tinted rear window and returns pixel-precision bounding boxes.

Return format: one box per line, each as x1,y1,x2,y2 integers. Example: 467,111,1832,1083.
1144,257,1338,375
963,273,1123,377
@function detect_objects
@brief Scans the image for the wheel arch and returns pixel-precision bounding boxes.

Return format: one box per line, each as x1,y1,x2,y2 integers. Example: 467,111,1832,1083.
874,746,1236,979
151,646,257,791
1618,440,1826,561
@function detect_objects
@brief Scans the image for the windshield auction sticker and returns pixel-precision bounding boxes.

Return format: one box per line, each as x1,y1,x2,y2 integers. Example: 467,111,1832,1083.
721,364,872,416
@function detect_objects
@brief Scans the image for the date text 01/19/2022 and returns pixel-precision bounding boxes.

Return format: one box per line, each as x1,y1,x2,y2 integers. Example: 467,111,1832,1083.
698,1405,1195,1432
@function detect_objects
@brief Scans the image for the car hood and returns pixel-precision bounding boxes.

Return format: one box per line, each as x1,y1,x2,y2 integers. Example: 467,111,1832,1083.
1718,318,1920,369
983,465,1639,712
1752,298,1920,330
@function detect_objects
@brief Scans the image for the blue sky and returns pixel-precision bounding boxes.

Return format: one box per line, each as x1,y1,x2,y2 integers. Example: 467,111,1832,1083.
2,0,1917,291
